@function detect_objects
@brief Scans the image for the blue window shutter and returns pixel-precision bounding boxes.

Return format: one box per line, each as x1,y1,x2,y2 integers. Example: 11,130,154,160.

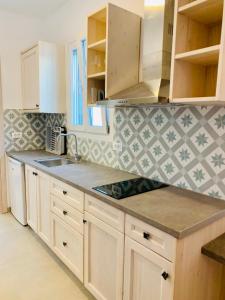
71,48,83,126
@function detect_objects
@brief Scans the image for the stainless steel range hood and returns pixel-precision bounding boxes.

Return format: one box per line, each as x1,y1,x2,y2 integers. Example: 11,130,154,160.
97,0,174,107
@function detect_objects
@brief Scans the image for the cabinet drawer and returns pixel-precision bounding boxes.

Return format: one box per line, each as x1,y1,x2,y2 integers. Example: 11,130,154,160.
51,214,83,282
125,215,176,262
51,179,84,212
51,195,83,235
85,194,125,232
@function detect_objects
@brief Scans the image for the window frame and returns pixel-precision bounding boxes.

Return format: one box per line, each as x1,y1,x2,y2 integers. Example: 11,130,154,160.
67,39,109,136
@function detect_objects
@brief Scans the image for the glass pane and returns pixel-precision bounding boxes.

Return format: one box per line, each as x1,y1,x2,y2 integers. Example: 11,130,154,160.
88,107,103,127
71,48,83,126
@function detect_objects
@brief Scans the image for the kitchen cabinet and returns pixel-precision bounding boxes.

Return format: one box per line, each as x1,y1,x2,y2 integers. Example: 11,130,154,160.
50,178,85,281
25,165,51,245
123,237,173,300
51,213,83,281
37,170,51,246
170,0,225,104
84,211,124,300
18,160,225,300
21,41,66,112
84,194,125,300
25,165,38,232
87,3,141,105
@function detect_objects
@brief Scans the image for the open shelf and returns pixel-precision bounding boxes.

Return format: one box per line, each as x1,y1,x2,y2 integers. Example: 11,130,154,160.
172,59,218,98
178,0,224,24
88,7,106,45
88,39,106,52
170,0,225,103
88,72,106,80
87,78,105,104
175,45,220,64
87,4,141,105
175,12,222,53
87,48,105,75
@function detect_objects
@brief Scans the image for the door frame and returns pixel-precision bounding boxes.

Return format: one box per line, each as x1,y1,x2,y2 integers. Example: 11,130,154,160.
0,62,7,213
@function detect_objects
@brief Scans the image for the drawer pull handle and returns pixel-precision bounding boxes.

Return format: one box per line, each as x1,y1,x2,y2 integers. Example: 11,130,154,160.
162,272,169,280
63,242,67,247
63,190,67,195
83,220,87,224
63,210,68,215
32,172,38,176
143,232,150,240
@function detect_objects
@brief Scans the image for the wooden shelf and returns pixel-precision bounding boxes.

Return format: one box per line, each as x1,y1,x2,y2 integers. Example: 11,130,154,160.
178,0,224,24
88,72,106,80
175,45,220,65
87,4,141,105
88,39,106,52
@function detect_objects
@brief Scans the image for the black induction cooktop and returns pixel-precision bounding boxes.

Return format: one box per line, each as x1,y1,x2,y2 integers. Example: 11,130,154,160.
93,177,168,200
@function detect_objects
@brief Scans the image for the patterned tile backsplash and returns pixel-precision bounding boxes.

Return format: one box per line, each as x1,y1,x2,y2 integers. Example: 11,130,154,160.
4,109,65,151
69,106,225,200
4,106,225,200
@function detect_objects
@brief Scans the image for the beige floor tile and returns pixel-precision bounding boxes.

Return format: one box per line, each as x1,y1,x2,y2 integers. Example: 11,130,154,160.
0,213,94,300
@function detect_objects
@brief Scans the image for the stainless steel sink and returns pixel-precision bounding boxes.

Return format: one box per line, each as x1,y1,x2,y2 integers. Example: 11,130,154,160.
35,158,75,167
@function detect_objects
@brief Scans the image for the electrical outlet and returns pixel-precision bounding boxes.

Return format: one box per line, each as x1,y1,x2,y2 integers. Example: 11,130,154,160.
113,141,122,152
12,132,22,139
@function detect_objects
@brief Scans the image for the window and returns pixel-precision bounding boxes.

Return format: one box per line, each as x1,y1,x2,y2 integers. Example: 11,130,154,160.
69,39,108,134
71,48,83,126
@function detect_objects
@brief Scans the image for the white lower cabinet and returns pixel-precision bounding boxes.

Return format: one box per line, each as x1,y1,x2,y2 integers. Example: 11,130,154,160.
37,171,51,246
24,166,175,300
84,212,124,300
51,213,84,281
25,165,51,243
123,236,174,300
25,165,38,232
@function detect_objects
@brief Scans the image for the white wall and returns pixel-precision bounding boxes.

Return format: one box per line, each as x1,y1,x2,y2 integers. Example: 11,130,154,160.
0,10,48,109
45,0,143,44
0,0,143,109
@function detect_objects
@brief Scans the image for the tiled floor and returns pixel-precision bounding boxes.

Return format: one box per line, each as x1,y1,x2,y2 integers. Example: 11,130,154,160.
0,213,94,300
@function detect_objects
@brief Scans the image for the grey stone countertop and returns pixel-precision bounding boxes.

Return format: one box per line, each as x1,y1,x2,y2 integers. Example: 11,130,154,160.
202,233,225,265
7,150,225,239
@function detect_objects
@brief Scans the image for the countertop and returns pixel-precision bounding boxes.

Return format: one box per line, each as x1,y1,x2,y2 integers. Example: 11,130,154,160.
202,233,225,265
7,150,225,239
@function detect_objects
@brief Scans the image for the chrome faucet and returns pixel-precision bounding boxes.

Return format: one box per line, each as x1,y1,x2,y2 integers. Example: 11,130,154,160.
57,132,81,161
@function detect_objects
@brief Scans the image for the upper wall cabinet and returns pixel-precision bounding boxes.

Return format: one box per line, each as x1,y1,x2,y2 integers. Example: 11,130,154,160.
21,41,66,113
87,3,141,105
170,0,225,104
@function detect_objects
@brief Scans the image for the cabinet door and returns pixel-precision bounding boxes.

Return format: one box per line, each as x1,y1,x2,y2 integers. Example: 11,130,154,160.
21,46,39,110
37,171,51,245
123,237,174,300
84,212,124,300
51,214,83,282
25,166,38,232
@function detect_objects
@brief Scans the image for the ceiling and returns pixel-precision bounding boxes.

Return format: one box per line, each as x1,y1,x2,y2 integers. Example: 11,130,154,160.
0,0,70,18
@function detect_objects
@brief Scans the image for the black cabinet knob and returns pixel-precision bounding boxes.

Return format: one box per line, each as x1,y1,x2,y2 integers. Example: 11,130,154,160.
83,220,87,224
63,190,67,195
36,104,39,108
143,232,150,240
63,242,67,247
32,172,38,176
63,210,68,215
162,272,169,280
